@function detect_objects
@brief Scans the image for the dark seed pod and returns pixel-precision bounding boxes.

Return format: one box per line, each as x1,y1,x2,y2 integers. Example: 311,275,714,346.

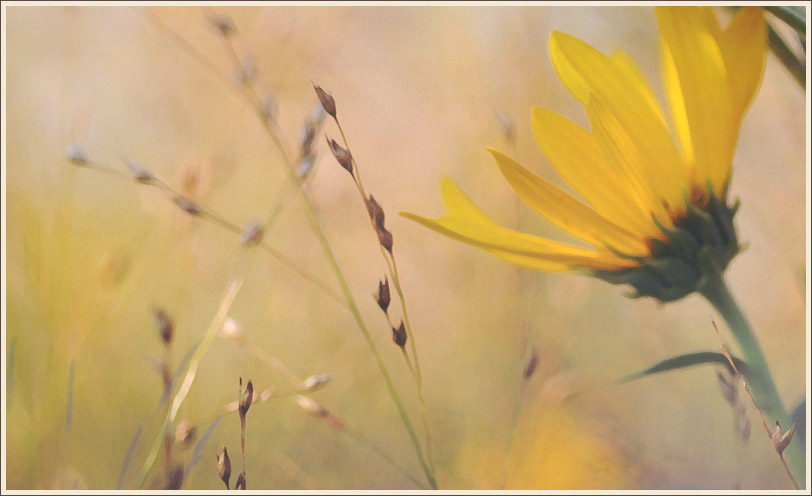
239,379,253,419
153,307,174,345
313,84,336,120
392,321,407,349
66,143,88,165
172,196,201,216
217,446,231,489
376,276,391,314
326,137,353,176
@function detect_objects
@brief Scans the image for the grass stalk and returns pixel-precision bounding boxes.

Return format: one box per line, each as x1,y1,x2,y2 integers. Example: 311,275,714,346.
333,120,437,479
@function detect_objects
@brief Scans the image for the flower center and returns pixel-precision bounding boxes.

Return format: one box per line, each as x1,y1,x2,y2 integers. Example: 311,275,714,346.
592,187,741,303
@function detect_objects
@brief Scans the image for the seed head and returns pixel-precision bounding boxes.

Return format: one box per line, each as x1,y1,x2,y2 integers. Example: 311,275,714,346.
209,15,236,37
299,119,317,157
174,419,196,447
392,321,407,349
241,222,264,246
259,94,278,123
772,418,797,454
326,137,353,176
295,395,328,418
235,472,246,490
124,158,154,183
297,155,317,180
716,371,738,406
66,143,88,165
172,196,201,216
239,379,253,419
376,276,391,314
524,346,539,380
153,307,174,345
367,195,394,252
216,446,232,489
313,83,336,120
165,465,184,490
301,374,331,392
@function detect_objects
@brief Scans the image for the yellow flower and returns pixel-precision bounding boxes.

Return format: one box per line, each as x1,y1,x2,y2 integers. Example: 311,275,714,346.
401,7,767,302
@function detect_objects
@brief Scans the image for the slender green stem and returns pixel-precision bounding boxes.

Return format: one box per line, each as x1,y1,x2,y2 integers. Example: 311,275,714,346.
253,99,437,490
135,269,249,488
335,122,436,477
700,273,805,487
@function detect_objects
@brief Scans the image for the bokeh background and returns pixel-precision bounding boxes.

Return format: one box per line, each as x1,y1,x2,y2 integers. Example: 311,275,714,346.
3,5,807,490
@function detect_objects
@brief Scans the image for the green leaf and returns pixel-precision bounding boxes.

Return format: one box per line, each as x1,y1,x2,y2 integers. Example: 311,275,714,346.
764,6,806,36
618,351,750,384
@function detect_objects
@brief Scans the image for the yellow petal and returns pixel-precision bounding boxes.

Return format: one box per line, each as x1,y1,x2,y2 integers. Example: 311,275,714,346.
399,177,635,271
656,6,734,196
549,31,684,192
585,97,678,229
488,148,649,257
531,107,653,237
718,7,767,121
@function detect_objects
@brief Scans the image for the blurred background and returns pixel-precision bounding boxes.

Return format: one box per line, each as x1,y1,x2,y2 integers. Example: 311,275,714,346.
3,5,807,490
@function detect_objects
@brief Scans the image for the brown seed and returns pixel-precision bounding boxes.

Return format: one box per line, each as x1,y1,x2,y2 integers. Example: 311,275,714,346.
773,418,797,454
295,395,329,418
297,155,317,180
172,196,201,216
175,419,196,447
716,371,737,406
165,464,184,490
241,222,264,246
239,379,253,419
301,374,331,392
326,137,353,176
367,196,393,252
217,446,231,489
209,15,236,37
66,143,88,165
124,159,154,183
376,276,391,314
299,118,317,156
153,307,174,345
313,83,336,119
377,226,394,253
392,321,407,349
235,472,246,490
366,195,385,226
259,94,277,123
524,347,539,379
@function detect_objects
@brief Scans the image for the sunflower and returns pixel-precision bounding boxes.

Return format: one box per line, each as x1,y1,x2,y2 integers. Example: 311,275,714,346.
401,6,767,303
402,7,807,485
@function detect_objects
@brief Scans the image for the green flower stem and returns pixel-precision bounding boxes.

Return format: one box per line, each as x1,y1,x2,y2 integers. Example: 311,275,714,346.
700,273,805,486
